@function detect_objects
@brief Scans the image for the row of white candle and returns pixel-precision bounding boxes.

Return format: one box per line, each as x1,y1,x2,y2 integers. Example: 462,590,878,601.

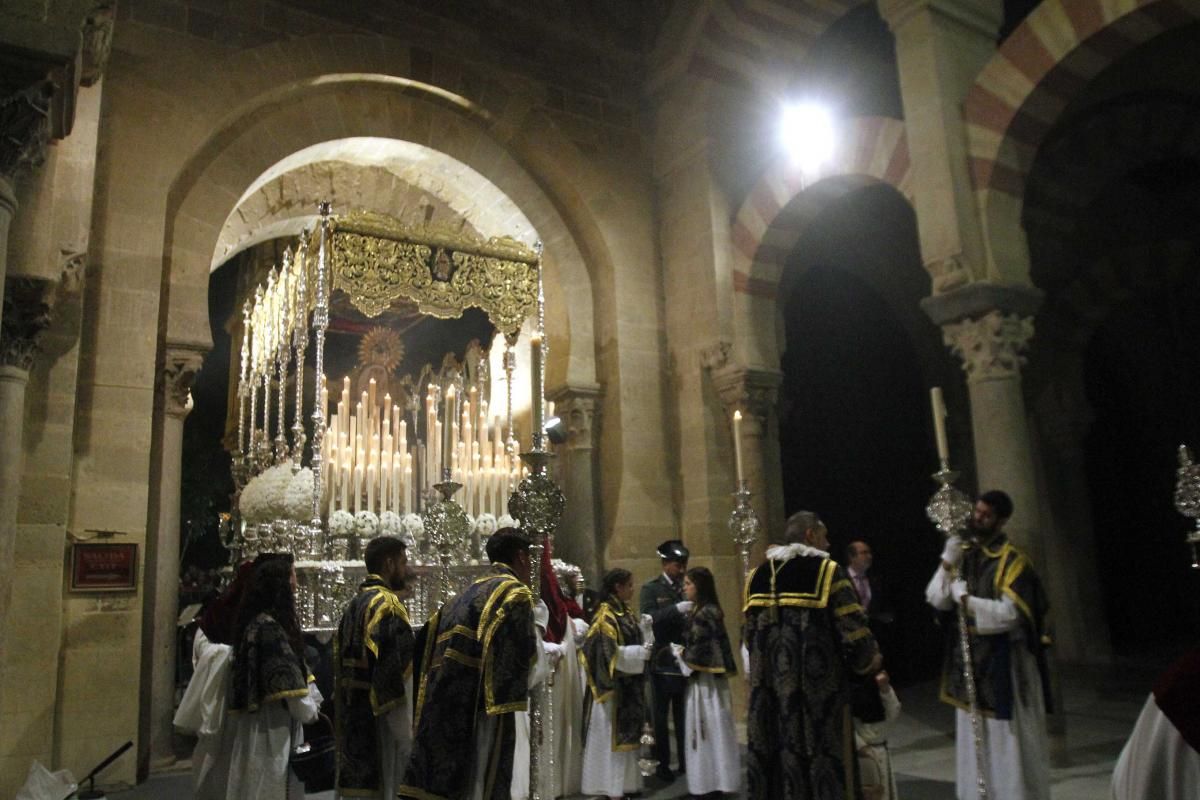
241,248,306,385
321,375,549,518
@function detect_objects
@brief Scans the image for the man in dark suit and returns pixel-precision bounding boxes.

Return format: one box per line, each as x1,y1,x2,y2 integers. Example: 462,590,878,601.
639,539,691,783
846,538,895,656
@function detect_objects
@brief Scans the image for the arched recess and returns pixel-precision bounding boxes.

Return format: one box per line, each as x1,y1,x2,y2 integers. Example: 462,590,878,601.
162,73,597,393
729,115,913,369
963,0,1200,283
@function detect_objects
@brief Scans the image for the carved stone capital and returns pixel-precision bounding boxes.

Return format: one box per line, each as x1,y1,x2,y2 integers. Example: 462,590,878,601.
0,277,54,370
710,365,783,425
0,81,54,182
81,3,117,87
699,339,733,372
547,382,602,450
162,346,206,419
943,311,1034,383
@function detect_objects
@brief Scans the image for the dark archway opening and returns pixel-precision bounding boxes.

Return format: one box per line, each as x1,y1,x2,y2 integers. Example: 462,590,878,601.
776,186,948,685
1079,157,1200,655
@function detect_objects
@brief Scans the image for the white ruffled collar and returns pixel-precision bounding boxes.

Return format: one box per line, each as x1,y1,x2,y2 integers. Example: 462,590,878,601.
765,542,830,561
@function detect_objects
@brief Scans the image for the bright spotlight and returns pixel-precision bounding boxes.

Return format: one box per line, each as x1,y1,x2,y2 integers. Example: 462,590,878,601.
779,103,835,173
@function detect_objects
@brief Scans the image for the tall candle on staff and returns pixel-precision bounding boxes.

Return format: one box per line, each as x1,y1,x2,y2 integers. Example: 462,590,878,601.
530,333,544,444
930,387,950,463
443,385,456,474
732,410,746,484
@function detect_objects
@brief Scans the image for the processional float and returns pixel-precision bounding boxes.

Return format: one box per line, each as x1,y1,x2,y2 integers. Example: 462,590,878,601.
227,202,568,797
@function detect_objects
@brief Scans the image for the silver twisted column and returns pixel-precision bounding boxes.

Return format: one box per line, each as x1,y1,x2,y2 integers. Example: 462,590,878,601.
308,205,331,556
926,461,987,800
1174,444,1200,568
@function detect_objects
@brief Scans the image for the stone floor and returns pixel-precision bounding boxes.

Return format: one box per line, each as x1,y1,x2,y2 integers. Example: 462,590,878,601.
99,667,1151,799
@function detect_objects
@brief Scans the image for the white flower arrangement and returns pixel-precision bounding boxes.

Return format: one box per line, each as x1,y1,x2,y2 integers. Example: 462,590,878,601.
497,513,520,530
329,509,355,538
401,513,424,539
379,511,404,538
285,468,314,521
474,513,497,537
354,510,379,539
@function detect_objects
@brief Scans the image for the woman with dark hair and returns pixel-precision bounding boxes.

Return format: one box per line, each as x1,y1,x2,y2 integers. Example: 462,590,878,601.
225,554,322,799
580,568,652,800
174,558,256,800
671,566,740,797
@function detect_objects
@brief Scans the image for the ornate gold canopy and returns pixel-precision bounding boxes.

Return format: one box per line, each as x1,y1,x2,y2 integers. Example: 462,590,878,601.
324,209,540,334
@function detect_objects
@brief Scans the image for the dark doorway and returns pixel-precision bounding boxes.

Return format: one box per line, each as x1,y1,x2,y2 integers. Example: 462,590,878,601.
776,186,947,684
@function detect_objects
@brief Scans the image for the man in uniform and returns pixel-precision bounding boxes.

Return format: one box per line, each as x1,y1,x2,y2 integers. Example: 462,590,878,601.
743,511,882,800
926,490,1052,800
334,536,415,798
639,539,691,782
400,528,543,800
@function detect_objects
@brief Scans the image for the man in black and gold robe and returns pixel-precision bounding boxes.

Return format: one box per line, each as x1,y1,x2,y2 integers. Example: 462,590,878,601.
400,529,540,800
335,536,415,799
743,511,882,800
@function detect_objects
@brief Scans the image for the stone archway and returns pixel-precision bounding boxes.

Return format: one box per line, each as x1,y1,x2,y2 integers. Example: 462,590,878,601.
730,115,913,370
963,0,1200,283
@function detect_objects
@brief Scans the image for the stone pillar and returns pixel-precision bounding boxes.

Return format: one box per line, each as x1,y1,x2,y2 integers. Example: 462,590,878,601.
0,278,52,713
0,82,55,333
143,346,204,769
547,382,602,584
710,364,784,551
879,0,1004,289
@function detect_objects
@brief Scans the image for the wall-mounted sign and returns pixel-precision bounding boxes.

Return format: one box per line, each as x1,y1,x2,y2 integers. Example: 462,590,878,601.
70,542,138,592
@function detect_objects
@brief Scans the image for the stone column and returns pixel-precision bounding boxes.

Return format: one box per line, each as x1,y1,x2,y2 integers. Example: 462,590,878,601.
710,364,784,551
143,346,204,768
0,82,55,333
879,0,1004,290
547,382,602,584
0,278,52,711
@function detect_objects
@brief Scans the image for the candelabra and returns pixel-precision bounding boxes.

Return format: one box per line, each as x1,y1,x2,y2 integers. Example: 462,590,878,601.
926,459,987,800
509,448,565,800
1174,444,1200,569
423,470,472,603
729,480,761,579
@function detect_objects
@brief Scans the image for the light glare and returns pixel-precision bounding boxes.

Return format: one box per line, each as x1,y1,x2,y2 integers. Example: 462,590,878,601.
780,103,835,172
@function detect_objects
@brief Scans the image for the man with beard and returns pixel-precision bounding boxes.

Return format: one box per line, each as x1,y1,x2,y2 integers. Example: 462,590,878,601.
926,490,1052,800
400,528,543,800
335,536,416,798
743,511,881,800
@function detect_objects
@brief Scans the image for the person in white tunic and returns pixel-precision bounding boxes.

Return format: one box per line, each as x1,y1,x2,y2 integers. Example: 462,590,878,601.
926,490,1052,800
226,555,323,800
670,566,740,797
580,568,652,800
175,559,256,800
1111,647,1200,800
852,670,902,800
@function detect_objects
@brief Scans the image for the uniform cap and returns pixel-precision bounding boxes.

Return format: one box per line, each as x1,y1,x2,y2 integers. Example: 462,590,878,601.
656,540,690,562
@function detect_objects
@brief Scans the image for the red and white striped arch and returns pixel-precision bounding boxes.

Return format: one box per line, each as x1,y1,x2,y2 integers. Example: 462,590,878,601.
964,0,1200,278
729,116,911,367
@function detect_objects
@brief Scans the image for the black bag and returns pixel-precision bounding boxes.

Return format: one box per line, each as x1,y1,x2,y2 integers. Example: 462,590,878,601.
290,713,335,791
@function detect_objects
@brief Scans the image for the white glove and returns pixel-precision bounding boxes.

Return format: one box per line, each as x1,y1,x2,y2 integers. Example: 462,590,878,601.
941,535,965,568
639,613,654,647
640,644,653,661
533,600,550,631
543,640,565,666
670,642,684,658
950,579,969,606
571,618,589,639
675,600,694,614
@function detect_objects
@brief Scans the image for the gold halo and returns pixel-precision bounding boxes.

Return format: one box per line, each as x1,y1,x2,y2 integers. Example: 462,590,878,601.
357,327,405,374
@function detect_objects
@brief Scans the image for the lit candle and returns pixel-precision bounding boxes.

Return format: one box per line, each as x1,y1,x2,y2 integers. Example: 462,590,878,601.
732,410,745,484
930,387,950,462
403,457,413,514
340,449,351,511
368,378,377,416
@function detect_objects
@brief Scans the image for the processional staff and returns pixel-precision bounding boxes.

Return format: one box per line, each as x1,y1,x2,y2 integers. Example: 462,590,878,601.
927,386,989,800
